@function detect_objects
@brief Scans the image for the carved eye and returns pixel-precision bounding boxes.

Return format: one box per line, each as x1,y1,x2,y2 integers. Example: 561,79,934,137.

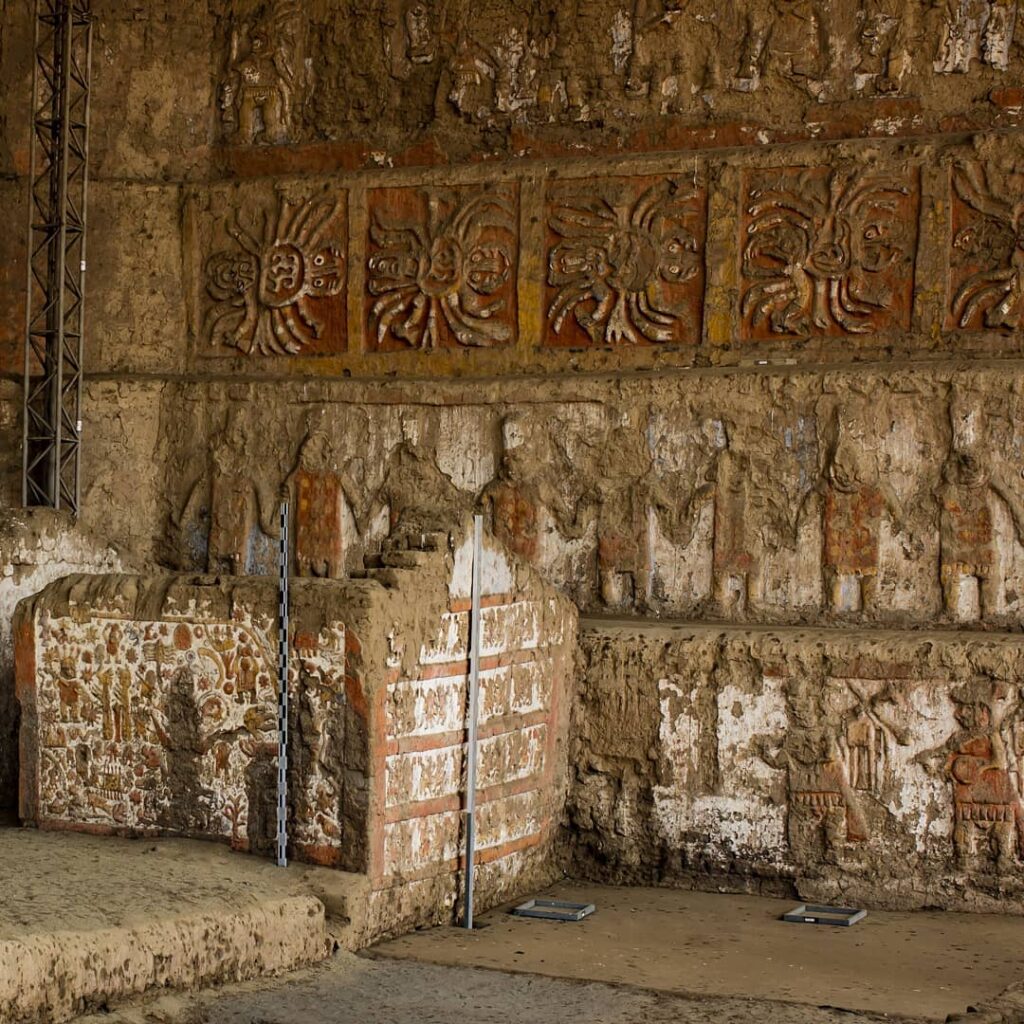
313,278,324,288
863,225,884,241
314,255,325,266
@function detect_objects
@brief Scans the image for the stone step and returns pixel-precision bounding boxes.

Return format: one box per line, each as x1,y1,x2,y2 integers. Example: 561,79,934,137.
0,829,338,1023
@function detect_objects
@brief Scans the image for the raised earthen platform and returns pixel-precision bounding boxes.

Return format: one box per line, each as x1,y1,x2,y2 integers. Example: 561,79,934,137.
0,827,359,1023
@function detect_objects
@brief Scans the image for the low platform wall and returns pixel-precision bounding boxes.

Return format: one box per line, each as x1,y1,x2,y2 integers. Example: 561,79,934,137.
571,621,1024,913
14,519,576,937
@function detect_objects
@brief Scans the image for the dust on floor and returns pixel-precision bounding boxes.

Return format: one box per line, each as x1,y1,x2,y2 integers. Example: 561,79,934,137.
82,951,930,1024
371,882,1024,1022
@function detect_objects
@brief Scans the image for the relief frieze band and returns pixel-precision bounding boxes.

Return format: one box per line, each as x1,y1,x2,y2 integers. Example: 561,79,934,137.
188,138,1024,369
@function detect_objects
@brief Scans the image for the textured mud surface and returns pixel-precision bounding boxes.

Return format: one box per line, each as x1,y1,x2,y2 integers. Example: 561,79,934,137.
569,620,1024,912
81,952,933,1024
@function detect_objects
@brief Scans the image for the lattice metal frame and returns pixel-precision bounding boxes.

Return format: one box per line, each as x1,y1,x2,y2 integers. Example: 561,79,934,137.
22,0,93,514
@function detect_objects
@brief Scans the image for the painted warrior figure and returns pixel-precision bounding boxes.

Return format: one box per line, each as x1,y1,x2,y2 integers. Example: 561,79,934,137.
177,408,278,575
934,0,1019,73
935,403,1024,622
802,407,906,614
757,681,869,865
734,0,828,97
921,680,1024,871
281,428,366,580
479,414,593,573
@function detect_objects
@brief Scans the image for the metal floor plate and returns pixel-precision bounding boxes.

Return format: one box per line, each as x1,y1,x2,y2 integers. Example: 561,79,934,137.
782,903,867,926
511,898,596,922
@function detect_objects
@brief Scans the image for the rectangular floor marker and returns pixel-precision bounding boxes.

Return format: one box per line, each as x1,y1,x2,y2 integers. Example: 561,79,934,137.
512,899,596,922
782,904,866,926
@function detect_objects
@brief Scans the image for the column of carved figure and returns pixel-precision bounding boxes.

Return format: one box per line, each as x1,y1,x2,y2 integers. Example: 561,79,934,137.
593,415,652,611
935,394,1024,623
934,0,1019,74
291,629,347,858
854,0,917,95
176,407,280,576
219,0,307,145
801,402,907,616
732,0,829,98
280,424,360,580
919,680,1024,872
623,0,718,114
479,413,596,594
675,421,766,617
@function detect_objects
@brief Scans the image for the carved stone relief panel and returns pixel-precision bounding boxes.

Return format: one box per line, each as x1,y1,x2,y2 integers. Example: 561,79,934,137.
544,176,707,348
947,159,1024,333
202,186,347,357
365,185,519,352
739,164,920,341
219,0,311,146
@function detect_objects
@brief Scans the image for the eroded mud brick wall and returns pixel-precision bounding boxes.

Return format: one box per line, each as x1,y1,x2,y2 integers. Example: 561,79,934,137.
13,524,577,931
2,1,1024,889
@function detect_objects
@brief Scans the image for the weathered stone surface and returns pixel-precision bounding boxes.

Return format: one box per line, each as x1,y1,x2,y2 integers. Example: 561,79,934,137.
15,518,576,932
0,511,122,814
570,620,1024,913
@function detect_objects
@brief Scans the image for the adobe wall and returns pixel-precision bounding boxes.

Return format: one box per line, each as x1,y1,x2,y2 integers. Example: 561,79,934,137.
572,621,1024,913
13,521,577,936
1,0,1024,908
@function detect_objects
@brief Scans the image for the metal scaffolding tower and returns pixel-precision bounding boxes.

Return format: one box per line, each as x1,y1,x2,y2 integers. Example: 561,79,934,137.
22,0,93,514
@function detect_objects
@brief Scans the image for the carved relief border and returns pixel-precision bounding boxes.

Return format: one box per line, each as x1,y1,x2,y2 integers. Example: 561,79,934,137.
187,139,1024,370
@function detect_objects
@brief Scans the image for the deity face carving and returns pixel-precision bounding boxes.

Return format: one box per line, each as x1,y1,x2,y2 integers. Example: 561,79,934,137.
742,165,917,338
547,179,705,346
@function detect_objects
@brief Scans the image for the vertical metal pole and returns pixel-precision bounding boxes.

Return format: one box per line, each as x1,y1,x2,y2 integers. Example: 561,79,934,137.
276,501,290,868
463,514,483,928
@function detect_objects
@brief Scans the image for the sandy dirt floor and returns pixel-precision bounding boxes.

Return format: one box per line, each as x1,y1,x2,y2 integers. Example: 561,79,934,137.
371,882,1024,1022
83,951,932,1024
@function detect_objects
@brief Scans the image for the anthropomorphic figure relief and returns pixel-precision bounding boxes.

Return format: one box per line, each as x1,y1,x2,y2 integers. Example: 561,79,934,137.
220,1,305,145
380,416,470,534
949,160,1024,332
667,421,767,616
383,0,438,80
855,0,917,94
802,406,907,614
594,417,651,609
935,399,1024,622
546,178,705,347
205,193,345,356
177,409,279,576
757,677,870,865
741,165,917,339
934,0,1018,73
479,414,594,572
733,0,828,97
280,428,368,580
920,680,1024,871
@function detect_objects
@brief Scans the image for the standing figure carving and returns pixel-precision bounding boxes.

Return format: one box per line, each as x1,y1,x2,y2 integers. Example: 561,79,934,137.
936,398,1024,622
281,427,367,580
220,1,306,145
758,677,870,866
934,0,1018,74
733,0,828,97
855,0,917,94
802,405,906,614
177,408,279,576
